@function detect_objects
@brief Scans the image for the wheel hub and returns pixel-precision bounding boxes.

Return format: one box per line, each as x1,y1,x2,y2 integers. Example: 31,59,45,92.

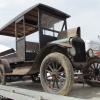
50,69,58,78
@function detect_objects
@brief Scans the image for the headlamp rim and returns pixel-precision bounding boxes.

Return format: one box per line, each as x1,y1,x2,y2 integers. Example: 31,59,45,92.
69,46,76,56
87,48,94,58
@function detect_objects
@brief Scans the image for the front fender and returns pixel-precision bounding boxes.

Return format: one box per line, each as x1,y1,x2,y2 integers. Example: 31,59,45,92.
35,43,72,62
86,55,100,62
31,43,72,73
53,43,72,48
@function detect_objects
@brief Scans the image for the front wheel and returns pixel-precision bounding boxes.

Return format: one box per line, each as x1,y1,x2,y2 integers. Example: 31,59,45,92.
40,52,74,95
84,59,100,87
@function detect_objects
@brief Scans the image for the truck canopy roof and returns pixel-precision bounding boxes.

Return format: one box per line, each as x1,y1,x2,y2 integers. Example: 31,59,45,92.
0,3,70,37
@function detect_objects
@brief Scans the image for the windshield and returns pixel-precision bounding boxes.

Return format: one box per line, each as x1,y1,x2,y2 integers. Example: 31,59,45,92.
41,13,65,32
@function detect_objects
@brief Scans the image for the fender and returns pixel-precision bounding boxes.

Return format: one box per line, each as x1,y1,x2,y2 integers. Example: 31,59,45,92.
30,43,72,74
35,43,72,63
86,55,100,62
0,59,12,73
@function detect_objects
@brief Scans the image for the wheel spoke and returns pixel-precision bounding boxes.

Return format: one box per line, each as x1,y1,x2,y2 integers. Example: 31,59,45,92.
52,62,55,69
97,63,99,68
56,62,58,69
53,79,56,88
58,66,62,72
58,75,65,80
94,75,96,80
90,66,94,70
46,75,51,78
55,78,59,89
58,71,65,75
58,78,63,85
93,63,95,69
46,70,52,73
48,79,53,84
48,65,53,71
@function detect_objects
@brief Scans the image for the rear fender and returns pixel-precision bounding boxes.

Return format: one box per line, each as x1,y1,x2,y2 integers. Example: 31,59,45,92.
0,59,12,73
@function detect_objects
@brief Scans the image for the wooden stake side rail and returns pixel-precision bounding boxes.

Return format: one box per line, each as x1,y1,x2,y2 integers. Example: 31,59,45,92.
0,85,85,100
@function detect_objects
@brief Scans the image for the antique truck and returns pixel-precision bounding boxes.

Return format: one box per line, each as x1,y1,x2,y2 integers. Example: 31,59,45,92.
0,3,100,95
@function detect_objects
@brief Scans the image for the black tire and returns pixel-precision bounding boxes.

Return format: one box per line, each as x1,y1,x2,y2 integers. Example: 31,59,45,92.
0,64,6,85
40,52,74,95
84,58,100,87
31,73,40,83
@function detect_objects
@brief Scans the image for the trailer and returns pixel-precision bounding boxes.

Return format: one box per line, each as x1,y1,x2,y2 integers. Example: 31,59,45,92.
0,3,100,96
0,85,85,100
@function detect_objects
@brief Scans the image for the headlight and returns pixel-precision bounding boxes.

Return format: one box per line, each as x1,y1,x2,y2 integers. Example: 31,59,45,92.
69,47,76,56
87,49,94,58
69,37,73,44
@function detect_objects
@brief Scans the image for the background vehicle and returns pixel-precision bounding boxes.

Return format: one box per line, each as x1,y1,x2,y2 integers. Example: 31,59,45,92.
0,3,100,95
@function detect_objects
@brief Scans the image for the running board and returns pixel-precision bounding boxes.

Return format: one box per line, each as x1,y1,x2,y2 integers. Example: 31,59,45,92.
5,66,32,76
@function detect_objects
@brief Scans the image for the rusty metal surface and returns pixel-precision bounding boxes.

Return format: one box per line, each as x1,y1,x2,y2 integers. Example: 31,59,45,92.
5,66,32,76
54,43,72,48
0,59,11,73
27,64,40,74
67,27,81,37
58,27,80,40
0,53,23,63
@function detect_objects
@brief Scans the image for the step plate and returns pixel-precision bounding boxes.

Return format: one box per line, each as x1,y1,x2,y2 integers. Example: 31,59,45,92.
5,66,32,76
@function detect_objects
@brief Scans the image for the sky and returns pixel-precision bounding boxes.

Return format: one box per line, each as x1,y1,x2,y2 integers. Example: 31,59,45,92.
0,44,10,52
0,0,100,49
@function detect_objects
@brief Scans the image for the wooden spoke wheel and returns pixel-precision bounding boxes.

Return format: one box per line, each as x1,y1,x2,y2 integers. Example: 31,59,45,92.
40,53,74,95
84,59,100,87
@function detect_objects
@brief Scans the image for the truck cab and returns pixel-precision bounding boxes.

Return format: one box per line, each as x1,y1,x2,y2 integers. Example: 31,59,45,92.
0,3,99,95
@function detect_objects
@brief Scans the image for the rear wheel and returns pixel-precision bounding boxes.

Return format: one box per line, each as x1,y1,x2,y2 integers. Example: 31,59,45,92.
84,59,100,87
0,64,6,85
40,52,74,95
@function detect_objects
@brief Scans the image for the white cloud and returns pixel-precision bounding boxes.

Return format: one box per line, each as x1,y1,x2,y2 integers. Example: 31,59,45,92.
0,0,100,48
